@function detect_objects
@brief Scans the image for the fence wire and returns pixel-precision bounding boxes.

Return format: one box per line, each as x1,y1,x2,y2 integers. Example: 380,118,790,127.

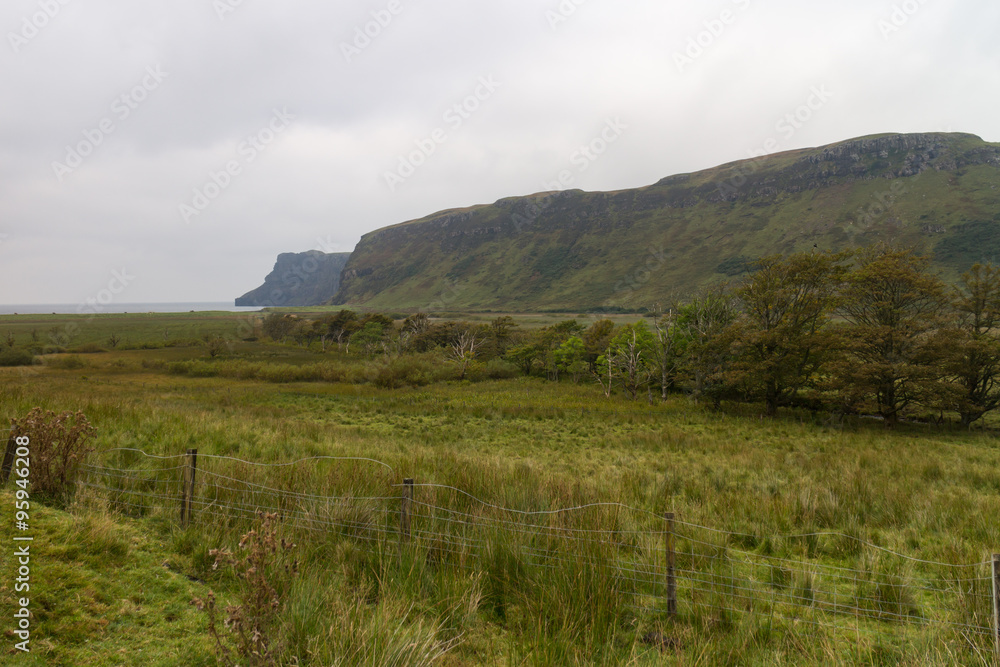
78,449,999,652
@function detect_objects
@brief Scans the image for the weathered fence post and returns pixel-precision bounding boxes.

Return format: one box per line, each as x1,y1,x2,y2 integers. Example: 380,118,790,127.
1,432,16,484
992,553,1000,656
180,448,198,527
400,478,414,543
665,512,677,616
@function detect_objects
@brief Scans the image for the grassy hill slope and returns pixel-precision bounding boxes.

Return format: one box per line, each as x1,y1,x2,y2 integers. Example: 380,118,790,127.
333,132,1000,311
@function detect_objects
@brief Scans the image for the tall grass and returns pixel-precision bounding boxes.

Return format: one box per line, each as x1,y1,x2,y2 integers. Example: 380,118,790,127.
6,340,1000,663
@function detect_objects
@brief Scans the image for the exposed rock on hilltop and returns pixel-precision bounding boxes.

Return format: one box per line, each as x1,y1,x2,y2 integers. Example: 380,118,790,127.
236,251,350,307
329,132,1000,312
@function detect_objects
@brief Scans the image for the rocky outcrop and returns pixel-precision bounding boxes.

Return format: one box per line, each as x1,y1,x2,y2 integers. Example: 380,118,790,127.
314,133,1000,311
236,251,351,307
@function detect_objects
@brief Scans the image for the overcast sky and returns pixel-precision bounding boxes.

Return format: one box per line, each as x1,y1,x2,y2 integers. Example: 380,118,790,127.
1,0,997,306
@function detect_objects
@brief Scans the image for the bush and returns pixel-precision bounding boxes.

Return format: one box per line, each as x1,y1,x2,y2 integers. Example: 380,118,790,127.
482,359,520,380
8,408,97,502
69,342,105,354
368,354,454,389
0,349,34,367
192,511,298,665
47,355,86,370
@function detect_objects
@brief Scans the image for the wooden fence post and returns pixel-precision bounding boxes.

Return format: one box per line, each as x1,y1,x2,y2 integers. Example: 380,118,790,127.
400,478,414,543
666,512,677,616
992,553,1000,657
1,432,16,484
180,448,198,527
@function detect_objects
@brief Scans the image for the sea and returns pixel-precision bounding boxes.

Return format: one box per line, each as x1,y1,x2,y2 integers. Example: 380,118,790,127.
0,302,263,316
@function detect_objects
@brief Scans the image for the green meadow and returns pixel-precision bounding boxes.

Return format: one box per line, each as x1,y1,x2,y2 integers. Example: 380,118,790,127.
2,310,1000,665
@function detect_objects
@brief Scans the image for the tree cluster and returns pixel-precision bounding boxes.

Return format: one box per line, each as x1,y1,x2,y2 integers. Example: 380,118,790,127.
261,245,1000,427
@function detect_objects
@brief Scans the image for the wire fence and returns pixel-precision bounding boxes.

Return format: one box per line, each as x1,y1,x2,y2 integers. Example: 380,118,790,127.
77,447,1000,654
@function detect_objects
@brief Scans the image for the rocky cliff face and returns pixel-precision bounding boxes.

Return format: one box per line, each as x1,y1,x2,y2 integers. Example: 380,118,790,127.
328,132,1000,311
236,251,351,307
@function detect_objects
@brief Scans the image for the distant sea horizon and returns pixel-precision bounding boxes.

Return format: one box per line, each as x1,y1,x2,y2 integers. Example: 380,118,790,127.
0,302,263,316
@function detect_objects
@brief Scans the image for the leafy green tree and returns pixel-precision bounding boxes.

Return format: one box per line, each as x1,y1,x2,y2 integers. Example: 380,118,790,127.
675,290,737,406
553,336,588,383
486,316,520,358
409,321,456,353
833,245,947,426
538,320,584,380
603,322,655,400
262,313,300,342
505,343,543,376
583,319,616,369
946,263,1000,427
353,321,389,358
401,313,430,336
314,310,359,352
728,251,847,415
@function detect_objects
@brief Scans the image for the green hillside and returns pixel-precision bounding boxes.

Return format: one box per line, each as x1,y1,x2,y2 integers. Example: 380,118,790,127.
333,132,1000,311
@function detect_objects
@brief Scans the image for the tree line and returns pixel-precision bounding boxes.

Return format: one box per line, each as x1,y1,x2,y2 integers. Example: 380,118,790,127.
261,244,1000,427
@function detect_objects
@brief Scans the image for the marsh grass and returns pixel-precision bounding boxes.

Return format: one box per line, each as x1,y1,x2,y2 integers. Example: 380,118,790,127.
5,312,1000,663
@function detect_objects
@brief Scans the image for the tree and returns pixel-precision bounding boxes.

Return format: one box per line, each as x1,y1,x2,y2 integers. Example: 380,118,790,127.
315,310,359,352
675,289,737,406
946,263,1000,427
541,320,584,379
352,320,389,358
583,319,616,369
505,343,543,376
650,312,684,400
728,251,846,415
604,322,655,400
203,334,228,358
485,316,519,358
107,332,122,349
401,313,430,337
553,336,588,383
834,245,947,426
449,327,484,379
262,313,300,342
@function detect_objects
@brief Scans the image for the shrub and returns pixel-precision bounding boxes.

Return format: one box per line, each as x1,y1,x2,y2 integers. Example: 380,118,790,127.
70,342,105,354
192,511,298,665
368,354,453,388
0,349,34,367
48,355,86,370
8,408,97,502
482,358,520,380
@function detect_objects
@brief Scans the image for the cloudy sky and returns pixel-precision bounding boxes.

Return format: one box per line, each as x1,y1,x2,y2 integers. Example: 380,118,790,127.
1,0,997,306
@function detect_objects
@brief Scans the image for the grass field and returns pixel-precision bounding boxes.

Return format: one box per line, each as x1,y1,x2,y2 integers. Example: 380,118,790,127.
2,311,1000,665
